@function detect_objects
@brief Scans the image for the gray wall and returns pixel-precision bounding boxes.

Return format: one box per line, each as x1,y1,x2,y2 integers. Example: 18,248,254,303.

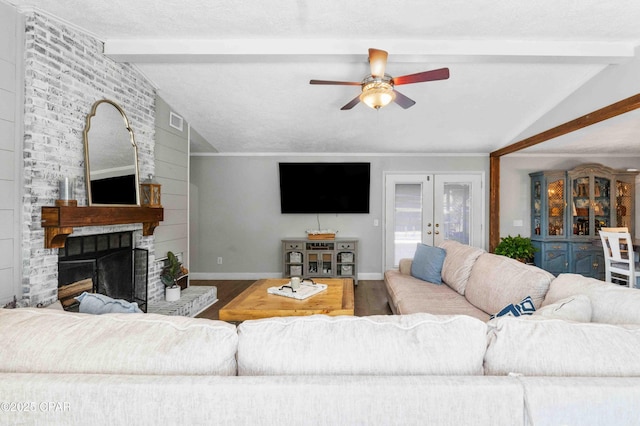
0,3,21,305
154,96,189,265
189,154,489,279
500,155,640,239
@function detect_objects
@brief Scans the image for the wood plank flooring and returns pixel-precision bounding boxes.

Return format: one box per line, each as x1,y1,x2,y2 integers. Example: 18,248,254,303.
191,279,391,320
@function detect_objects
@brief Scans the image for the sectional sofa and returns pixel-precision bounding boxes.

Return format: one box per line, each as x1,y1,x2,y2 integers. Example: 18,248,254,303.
3,239,640,425
2,297,640,425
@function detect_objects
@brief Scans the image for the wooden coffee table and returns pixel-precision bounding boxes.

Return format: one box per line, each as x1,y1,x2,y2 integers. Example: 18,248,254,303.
219,278,354,322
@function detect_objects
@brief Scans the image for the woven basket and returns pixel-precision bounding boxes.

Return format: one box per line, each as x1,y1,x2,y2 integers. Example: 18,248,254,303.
307,233,336,240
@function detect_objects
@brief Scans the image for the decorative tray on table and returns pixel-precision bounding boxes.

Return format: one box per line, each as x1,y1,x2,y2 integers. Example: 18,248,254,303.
267,281,327,300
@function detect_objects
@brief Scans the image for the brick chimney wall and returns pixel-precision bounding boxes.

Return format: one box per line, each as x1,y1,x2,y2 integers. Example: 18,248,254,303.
21,12,164,306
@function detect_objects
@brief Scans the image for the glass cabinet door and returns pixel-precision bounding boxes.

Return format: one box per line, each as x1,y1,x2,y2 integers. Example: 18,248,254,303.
593,176,611,234
532,178,542,236
547,178,565,237
616,180,633,229
571,177,590,236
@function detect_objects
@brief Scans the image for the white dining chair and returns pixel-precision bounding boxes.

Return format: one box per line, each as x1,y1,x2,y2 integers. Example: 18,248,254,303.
599,230,640,288
600,227,629,232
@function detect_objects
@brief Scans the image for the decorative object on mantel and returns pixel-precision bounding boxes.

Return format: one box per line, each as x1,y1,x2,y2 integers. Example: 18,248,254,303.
84,99,141,206
140,175,162,208
56,177,77,207
161,251,188,302
306,229,337,240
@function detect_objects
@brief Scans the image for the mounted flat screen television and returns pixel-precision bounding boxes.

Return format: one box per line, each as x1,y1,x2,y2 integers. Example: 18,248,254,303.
279,162,370,214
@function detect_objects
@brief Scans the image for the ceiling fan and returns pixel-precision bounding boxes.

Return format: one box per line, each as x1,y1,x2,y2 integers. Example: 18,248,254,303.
310,48,449,110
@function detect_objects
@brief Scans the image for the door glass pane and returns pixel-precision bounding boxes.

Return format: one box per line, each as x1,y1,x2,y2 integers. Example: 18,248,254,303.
394,183,422,265
441,183,471,244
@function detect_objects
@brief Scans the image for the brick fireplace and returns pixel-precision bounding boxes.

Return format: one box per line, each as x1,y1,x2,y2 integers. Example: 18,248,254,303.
20,12,163,307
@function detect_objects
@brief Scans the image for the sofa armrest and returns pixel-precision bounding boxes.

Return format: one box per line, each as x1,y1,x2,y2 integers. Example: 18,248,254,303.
399,258,413,275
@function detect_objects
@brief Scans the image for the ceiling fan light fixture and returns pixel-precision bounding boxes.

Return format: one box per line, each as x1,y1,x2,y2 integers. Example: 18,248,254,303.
359,77,396,110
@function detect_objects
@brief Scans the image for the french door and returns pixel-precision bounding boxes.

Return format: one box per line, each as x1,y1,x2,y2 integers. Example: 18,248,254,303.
384,173,483,270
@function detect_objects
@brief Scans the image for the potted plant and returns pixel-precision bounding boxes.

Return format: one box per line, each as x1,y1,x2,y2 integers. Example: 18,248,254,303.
161,251,187,302
494,234,537,263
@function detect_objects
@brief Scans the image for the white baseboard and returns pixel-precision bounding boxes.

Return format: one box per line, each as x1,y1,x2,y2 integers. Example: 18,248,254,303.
189,272,384,280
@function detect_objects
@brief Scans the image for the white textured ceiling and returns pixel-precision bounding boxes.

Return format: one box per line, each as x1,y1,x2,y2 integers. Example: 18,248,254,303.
8,0,640,154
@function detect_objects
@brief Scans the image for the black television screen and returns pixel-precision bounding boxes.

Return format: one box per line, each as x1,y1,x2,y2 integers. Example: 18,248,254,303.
90,174,137,205
279,162,370,214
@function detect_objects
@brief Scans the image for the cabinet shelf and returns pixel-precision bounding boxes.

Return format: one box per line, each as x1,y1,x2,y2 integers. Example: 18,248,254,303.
41,205,164,248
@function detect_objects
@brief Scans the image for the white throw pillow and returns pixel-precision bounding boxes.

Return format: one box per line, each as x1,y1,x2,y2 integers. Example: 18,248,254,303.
533,295,592,322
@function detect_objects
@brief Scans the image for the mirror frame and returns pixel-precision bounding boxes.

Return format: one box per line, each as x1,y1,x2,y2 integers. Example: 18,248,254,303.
83,99,141,206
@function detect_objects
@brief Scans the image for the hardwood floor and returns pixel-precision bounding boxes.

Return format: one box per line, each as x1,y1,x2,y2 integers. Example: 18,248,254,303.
191,279,392,320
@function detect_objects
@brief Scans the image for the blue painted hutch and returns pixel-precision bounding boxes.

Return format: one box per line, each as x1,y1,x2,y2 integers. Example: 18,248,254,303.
530,164,637,279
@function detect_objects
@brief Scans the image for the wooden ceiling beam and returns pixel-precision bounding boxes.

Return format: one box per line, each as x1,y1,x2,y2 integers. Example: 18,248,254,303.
488,92,640,251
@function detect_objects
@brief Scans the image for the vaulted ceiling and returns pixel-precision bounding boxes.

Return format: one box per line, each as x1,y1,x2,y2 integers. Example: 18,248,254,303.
8,0,640,154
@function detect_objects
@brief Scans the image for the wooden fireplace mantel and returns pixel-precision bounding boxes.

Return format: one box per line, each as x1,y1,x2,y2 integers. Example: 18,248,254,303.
41,205,164,248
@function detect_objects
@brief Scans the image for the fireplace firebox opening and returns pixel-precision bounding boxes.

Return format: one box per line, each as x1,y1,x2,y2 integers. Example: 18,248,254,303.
57,232,148,311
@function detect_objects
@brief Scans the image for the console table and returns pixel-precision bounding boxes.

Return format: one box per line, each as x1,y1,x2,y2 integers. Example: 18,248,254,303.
282,238,358,285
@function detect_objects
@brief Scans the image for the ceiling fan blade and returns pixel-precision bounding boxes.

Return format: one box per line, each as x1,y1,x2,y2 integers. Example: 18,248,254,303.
393,68,450,86
393,90,416,109
310,79,361,86
340,95,361,110
368,48,388,78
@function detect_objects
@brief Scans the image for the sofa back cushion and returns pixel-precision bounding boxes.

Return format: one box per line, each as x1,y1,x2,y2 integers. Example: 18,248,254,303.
398,258,413,275
464,253,554,315
237,314,488,376
542,273,640,324
0,308,238,375
484,317,640,376
533,295,592,322
439,240,485,295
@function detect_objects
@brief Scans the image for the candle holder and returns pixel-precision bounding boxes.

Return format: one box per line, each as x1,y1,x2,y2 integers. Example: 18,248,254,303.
56,177,77,206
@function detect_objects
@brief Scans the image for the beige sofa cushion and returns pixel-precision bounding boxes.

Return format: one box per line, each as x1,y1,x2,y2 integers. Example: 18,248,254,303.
384,270,490,321
533,295,592,322
0,308,238,375
542,273,640,324
485,317,640,376
465,254,554,315
237,314,488,376
439,240,485,295
398,258,413,275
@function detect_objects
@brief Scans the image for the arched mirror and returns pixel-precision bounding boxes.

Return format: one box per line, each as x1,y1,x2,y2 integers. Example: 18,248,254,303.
83,99,140,205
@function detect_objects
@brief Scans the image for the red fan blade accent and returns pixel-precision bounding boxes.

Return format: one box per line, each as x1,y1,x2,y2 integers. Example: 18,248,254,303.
310,80,361,86
340,95,361,110
393,68,450,86
368,48,388,78
393,90,416,109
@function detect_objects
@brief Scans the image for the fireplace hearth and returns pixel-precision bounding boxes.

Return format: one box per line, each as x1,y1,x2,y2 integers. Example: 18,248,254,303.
58,232,148,311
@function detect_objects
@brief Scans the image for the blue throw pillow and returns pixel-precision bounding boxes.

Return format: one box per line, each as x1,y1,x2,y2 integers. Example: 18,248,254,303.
410,243,446,284
75,292,143,314
490,295,536,319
